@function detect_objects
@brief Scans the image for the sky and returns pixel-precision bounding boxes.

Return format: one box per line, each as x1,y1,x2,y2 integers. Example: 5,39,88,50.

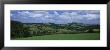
11,10,100,24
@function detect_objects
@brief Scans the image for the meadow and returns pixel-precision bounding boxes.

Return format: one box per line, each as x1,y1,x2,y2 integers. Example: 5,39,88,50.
15,33,100,40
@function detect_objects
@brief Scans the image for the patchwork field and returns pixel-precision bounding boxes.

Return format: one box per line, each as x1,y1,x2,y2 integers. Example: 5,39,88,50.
15,33,100,40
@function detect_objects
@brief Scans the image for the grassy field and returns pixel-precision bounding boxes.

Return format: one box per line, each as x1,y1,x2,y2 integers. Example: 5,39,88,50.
14,33,100,40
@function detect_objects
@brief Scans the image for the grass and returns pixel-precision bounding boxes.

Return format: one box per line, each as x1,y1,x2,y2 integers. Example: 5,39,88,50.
14,33,100,40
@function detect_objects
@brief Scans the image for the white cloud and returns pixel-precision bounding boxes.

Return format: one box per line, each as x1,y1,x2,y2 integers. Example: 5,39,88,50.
54,11,59,15
11,10,100,24
31,14,43,18
82,13,99,20
45,15,50,18
10,14,13,16
18,11,30,15
85,10,100,14
70,12,78,16
33,11,47,13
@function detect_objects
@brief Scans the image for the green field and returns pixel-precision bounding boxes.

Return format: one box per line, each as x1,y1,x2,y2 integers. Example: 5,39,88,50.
14,33,100,40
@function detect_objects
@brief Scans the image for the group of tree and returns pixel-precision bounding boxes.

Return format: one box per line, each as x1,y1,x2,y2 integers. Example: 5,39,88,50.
11,20,100,39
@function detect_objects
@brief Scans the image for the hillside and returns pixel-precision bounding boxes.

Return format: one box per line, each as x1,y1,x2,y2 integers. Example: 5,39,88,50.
11,20,100,39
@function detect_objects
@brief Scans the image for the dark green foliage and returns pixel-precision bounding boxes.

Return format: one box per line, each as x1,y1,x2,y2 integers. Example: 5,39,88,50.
11,21,30,38
11,20,100,39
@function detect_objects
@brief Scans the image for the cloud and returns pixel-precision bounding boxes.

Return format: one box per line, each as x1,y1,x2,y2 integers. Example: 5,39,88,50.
80,13,99,20
54,11,59,15
11,10,100,24
31,14,43,18
10,14,13,16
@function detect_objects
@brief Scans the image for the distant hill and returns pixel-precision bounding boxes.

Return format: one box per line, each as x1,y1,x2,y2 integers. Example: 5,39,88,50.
11,20,100,26
11,20,22,24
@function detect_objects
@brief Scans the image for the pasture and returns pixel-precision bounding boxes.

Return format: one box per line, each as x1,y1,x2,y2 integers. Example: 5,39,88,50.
15,33,100,40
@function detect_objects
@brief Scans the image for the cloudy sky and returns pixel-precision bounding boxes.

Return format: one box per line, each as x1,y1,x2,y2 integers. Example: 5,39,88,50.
11,10,100,24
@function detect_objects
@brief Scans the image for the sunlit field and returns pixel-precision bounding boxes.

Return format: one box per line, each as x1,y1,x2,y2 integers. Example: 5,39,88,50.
15,33,100,40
